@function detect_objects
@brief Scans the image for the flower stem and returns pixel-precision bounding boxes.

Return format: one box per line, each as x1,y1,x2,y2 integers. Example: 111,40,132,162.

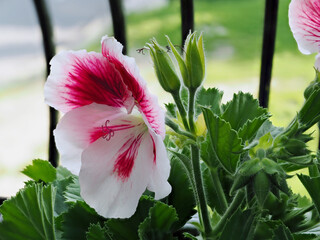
191,145,212,237
210,168,228,213
210,190,245,238
172,92,190,131
188,88,196,134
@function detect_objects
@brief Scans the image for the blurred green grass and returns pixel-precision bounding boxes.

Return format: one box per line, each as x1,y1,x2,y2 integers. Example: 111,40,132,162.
88,0,318,196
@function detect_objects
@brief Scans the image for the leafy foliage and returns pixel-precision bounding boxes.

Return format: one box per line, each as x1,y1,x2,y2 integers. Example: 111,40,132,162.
202,107,243,173
0,183,56,240
22,159,57,183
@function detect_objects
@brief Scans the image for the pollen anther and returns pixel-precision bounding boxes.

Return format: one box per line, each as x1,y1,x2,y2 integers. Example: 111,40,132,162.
101,120,115,141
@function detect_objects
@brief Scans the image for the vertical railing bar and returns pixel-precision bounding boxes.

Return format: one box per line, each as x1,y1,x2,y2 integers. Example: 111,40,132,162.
33,0,58,167
180,0,194,47
108,0,127,54
0,197,6,205
258,0,279,108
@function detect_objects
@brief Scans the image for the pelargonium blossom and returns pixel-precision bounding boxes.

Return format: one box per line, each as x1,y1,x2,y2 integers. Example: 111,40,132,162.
289,0,320,55
44,36,171,218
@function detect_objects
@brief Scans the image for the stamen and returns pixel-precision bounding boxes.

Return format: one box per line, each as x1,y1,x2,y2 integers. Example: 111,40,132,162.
101,120,115,141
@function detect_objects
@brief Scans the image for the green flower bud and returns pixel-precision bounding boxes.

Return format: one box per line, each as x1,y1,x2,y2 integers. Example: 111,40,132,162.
184,32,205,90
304,68,320,99
166,32,206,91
147,39,181,94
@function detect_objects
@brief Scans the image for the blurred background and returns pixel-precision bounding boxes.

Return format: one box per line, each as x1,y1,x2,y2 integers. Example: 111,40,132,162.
0,0,317,197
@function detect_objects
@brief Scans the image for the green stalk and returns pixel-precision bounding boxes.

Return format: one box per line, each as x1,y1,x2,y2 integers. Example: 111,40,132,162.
188,88,196,134
191,145,212,236
210,168,228,213
172,92,190,131
210,190,245,238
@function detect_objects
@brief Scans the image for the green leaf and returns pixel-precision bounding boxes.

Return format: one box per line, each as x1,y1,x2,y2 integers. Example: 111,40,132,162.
106,196,155,240
238,115,269,143
56,166,73,180
167,157,196,230
0,183,56,240
195,87,223,117
64,176,82,203
200,134,220,169
202,164,227,215
165,103,177,118
219,208,255,240
86,223,113,240
202,107,243,174
22,159,56,183
53,176,75,215
138,202,178,240
293,234,318,240
272,224,294,240
254,120,284,141
298,174,320,215
221,92,268,131
60,201,105,240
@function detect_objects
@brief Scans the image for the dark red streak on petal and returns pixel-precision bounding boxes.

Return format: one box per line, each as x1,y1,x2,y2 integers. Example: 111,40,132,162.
62,54,132,109
150,135,156,164
107,56,162,135
89,122,136,143
113,133,144,181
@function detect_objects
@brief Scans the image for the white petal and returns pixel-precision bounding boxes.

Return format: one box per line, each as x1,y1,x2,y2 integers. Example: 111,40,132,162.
54,103,129,174
79,129,156,218
147,130,172,200
289,0,320,54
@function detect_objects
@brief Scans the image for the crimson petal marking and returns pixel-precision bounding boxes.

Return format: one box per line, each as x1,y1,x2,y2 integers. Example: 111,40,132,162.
45,50,134,113
101,36,165,138
289,0,320,54
109,56,165,137
89,120,137,143
113,133,145,181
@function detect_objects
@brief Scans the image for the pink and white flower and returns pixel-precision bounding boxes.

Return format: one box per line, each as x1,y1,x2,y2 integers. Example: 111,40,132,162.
44,36,171,218
289,0,320,55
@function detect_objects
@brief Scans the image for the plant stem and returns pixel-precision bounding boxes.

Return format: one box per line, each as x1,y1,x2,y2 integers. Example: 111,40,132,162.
191,145,212,237
210,190,245,238
165,117,196,140
210,168,228,213
188,88,196,134
172,93,190,131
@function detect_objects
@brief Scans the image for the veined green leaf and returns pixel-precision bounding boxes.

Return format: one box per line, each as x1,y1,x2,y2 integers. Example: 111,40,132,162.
221,92,268,131
138,202,178,240
60,201,105,240
22,159,56,183
202,107,243,174
86,223,113,240
168,157,196,230
0,183,56,240
106,196,155,240
219,208,255,240
298,174,320,215
195,87,223,117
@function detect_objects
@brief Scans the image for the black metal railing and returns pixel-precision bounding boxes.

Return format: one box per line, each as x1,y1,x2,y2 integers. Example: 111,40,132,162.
0,0,280,201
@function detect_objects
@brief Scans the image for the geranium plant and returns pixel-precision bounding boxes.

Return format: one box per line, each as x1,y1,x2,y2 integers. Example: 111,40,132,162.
1,0,320,239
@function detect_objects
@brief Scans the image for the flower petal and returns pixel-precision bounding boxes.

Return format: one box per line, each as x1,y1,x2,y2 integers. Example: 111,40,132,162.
54,103,137,174
147,130,172,200
79,129,155,218
289,0,320,54
44,50,134,113
101,36,166,138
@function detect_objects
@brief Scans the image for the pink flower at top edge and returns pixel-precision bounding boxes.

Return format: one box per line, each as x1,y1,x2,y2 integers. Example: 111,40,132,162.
289,0,320,55
44,36,171,218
